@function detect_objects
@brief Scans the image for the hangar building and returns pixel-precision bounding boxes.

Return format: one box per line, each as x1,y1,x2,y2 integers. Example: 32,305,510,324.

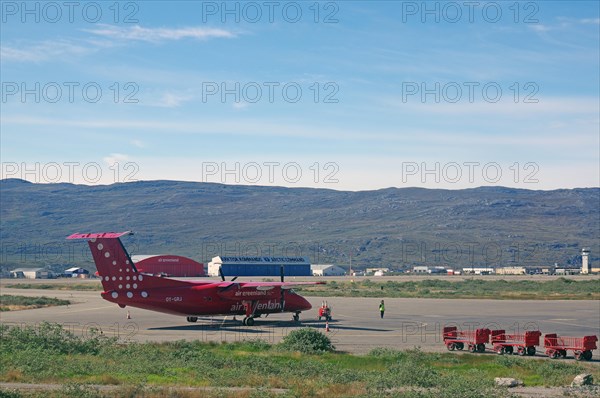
131,255,205,277
208,256,311,277
64,267,90,278
9,268,50,279
311,264,346,276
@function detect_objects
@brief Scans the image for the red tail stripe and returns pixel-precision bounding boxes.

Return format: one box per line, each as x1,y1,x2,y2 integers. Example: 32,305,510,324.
67,232,132,240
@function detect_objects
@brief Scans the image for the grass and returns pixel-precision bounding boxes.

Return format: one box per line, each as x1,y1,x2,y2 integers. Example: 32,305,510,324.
0,323,598,398
4,278,599,300
0,295,71,311
5,283,101,291
296,278,600,300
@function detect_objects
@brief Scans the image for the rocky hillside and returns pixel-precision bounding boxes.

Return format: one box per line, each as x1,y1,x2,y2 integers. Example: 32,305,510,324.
1,179,597,272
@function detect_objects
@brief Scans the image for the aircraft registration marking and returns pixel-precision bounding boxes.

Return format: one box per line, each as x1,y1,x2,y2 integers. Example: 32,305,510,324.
165,296,183,302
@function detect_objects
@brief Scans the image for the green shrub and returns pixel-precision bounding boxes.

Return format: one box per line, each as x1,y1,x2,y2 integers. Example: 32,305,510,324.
0,390,23,398
277,328,334,354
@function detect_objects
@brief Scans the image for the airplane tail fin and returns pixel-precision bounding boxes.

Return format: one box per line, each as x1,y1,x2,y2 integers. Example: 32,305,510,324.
68,232,193,298
67,232,139,292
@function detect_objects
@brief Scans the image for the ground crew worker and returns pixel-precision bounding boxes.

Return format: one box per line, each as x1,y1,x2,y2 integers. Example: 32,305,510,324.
379,300,385,318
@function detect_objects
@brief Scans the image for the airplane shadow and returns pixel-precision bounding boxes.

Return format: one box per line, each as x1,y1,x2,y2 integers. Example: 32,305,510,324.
149,318,391,333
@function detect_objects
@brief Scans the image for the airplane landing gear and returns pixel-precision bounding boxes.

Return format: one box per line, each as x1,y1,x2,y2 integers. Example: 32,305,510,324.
293,312,300,322
186,316,198,323
243,317,255,326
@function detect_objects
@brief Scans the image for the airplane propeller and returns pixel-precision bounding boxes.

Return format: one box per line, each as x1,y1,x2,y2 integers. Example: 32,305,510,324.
279,265,285,311
219,267,238,282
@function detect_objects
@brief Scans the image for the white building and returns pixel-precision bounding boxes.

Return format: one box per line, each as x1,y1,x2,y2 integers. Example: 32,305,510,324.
366,268,389,275
555,268,580,275
496,267,526,275
9,268,50,279
311,264,346,276
462,267,495,275
412,266,447,274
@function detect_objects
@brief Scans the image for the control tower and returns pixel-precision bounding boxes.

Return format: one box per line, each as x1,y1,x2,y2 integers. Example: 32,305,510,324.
581,248,591,274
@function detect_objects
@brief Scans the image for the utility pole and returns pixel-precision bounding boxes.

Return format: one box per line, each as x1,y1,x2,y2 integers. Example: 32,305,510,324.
349,252,352,276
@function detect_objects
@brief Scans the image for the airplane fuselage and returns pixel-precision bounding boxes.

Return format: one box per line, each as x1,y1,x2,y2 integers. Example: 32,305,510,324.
100,279,312,317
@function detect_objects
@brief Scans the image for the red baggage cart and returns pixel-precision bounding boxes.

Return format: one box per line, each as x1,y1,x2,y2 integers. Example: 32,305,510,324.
490,330,541,356
443,326,490,353
544,334,597,361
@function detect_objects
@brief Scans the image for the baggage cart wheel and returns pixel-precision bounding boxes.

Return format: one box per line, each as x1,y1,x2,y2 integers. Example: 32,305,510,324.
456,342,464,350
476,343,485,353
495,346,504,355
560,350,567,358
469,344,477,353
517,346,526,356
526,346,536,356
583,351,592,361
447,343,456,351
505,346,514,355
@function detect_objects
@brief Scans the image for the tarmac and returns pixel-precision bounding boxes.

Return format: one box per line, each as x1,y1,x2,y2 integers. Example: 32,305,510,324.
1,284,599,360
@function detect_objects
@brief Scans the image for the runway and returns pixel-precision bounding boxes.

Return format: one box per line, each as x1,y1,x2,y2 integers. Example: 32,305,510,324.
1,287,599,357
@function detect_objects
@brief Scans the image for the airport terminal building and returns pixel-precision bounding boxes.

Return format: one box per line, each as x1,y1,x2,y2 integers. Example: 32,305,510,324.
208,256,311,277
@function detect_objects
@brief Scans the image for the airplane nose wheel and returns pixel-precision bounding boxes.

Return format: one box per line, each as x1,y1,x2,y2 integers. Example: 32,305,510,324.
292,312,300,322
243,317,255,326
186,316,198,323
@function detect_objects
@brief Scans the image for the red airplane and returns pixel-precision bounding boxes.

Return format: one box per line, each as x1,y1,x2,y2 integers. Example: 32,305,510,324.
67,232,323,326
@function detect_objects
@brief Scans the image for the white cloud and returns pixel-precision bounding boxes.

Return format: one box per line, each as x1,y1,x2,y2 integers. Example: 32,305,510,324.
103,153,130,166
1,24,236,63
529,24,552,33
130,139,145,148
0,40,90,63
233,102,250,110
579,18,600,25
85,24,236,43
156,92,194,108
385,96,600,116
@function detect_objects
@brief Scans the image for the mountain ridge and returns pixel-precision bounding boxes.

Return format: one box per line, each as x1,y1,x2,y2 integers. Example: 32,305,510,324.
1,179,598,272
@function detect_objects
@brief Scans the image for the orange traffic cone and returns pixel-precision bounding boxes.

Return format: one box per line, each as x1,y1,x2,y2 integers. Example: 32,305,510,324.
325,321,330,332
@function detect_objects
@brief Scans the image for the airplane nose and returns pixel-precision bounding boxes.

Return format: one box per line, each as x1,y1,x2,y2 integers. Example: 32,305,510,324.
300,295,312,311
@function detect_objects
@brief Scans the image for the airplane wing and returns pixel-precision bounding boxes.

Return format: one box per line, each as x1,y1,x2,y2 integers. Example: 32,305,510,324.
216,281,324,300
218,281,325,289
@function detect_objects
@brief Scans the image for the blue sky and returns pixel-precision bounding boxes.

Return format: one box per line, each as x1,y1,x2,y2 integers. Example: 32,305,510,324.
1,1,598,190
